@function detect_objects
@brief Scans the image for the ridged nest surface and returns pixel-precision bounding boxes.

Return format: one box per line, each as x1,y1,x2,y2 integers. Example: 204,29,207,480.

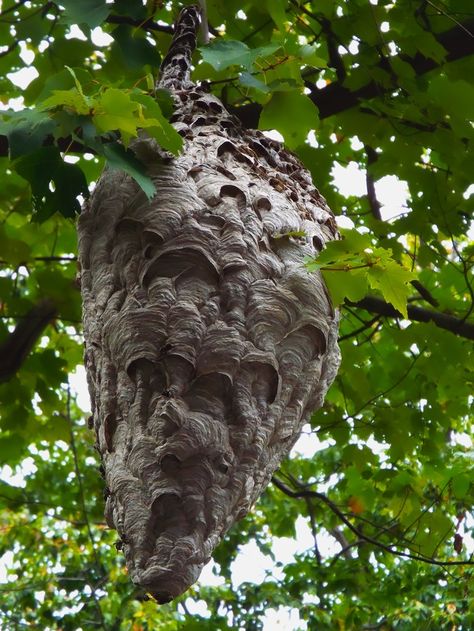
78,6,340,604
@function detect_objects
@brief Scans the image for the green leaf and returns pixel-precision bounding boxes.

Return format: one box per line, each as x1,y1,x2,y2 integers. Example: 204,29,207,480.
415,31,447,63
93,88,139,144
153,88,176,119
314,229,373,265
101,141,155,199
38,415,71,443
33,269,81,322
239,72,271,94
265,0,287,30
113,0,147,19
427,76,474,135
367,256,415,319
0,433,27,466
259,90,319,148
298,44,328,67
129,91,183,155
13,147,89,220
39,88,92,115
307,229,416,315
322,267,369,305
59,0,109,28
0,480,23,510
109,24,161,71
64,66,89,101
0,109,56,159
200,41,280,72
26,66,94,105
201,40,250,71
0,225,31,265
451,473,471,499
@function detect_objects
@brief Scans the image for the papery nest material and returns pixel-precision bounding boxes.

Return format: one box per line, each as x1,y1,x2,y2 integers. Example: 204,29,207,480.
78,4,340,603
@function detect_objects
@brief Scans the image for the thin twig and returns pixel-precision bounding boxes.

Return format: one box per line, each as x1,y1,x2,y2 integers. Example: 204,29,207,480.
0,0,29,17
0,40,19,57
67,386,108,630
338,316,381,342
345,346,424,421
425,0,474,35
364,145,382,220
450,238,474,323
0,299,57,383
198,0,209,44
0,256,77,265
272,477,474,567
352,296,474,341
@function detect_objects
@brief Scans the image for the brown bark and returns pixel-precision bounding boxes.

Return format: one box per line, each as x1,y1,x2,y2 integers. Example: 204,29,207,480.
0,299,57,383
78,5,340,602
351,296,474,340
232,17,474,128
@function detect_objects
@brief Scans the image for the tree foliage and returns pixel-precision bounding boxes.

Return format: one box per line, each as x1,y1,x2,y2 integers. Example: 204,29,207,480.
0,0,473,629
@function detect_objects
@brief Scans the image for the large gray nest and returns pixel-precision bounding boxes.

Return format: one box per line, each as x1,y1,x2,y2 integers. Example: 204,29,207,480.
78,5,340,603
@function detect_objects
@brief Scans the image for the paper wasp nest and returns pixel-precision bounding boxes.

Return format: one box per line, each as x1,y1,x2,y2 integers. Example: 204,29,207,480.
78,6,340,603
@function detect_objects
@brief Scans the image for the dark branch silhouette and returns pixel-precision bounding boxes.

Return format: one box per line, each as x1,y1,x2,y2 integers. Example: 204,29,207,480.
232,18,474,127
350,296,474,341
0,18,473,156
0,299,57,383
272,476,474,567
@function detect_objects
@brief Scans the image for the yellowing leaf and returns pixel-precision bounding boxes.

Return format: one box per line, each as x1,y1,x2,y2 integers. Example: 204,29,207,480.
130,91,183,155
348,496,365,515
367,259,415,318
39,88,91,115
93,88,140,144
307,229,416,315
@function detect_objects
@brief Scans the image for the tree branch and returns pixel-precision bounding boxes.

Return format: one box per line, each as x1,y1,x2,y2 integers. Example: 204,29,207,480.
230,18,474,127
329,527,356,560
364,145,382,220
0,39,19,58
363,147,440,310
0,255,77,264
0,299,57,383
349,296,474,341
0,0,29,17
338,315,381,342
66,385,107,630
0,19,472,156
0,134,91,158
410,280,440,308
272,476,474,567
